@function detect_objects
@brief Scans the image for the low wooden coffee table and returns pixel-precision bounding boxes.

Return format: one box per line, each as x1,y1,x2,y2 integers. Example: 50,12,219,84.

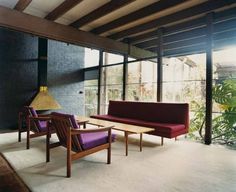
76,116,154,156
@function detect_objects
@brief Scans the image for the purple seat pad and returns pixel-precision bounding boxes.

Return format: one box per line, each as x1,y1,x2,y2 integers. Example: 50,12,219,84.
80,132,116,150
38,121,47,132
91,115,185,134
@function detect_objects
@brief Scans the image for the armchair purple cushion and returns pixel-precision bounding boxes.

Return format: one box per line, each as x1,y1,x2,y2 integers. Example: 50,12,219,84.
51,112,116,151
38,121,47,132
81,132,116,150
23,106,48,132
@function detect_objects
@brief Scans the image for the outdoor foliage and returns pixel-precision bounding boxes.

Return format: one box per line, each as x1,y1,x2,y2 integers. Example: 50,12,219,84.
190,79,236,145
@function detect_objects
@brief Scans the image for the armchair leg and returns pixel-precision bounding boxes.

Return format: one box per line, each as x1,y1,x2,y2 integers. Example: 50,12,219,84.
26,116,30,149
18,129,21,142
107,146,111,164
18,112,22,142
67,128,72,178
46,125,50,162
107,129,111,164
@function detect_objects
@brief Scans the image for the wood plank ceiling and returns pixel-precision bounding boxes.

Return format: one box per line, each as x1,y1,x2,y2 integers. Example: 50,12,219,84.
1,0,236,56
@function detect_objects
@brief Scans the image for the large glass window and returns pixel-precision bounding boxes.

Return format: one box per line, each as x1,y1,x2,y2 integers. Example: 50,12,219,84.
84,79,98,116
162,53,206,140
100,65,123,114
212,47,236,145
126,59,157,101
84,48,99,116
103,52,123,65
84,48,99,68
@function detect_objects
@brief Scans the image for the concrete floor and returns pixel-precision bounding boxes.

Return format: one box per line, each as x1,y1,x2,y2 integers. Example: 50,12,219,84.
0,132,236,192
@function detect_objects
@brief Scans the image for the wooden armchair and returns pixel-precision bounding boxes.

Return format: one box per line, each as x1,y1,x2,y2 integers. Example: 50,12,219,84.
46,112,115,177
18,106,52,149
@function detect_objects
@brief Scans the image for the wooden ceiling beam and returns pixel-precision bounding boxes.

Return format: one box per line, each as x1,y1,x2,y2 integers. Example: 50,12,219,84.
108,0,236,40
14,0,32,11
91,0,186,35
45,0,83,21
0,6,154,59
70,0,135,28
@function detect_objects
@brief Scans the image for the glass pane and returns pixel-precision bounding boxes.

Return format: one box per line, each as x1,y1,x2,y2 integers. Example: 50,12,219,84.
162,53,206,142
126,59,157,101
84,48,99,68
103,52,123,65
100,85,122,114
126,83,157,102
84,80,98,116
100,64,123,114
101,65,123,85
212,47,236,146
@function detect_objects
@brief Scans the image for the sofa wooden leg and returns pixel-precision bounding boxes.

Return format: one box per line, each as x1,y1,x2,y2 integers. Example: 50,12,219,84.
175,137,177,141
161,137,164,146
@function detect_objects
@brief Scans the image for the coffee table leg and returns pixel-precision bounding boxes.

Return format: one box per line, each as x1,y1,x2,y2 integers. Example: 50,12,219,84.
125,131,128,156
140,133,143,152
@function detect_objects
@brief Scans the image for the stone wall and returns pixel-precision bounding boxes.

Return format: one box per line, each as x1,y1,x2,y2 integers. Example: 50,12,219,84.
0,27,84,129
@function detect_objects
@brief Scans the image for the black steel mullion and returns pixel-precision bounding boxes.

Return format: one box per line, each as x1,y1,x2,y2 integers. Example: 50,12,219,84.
205,13,214,145
157,28,163,102
122,54,128,100
97,50,103,114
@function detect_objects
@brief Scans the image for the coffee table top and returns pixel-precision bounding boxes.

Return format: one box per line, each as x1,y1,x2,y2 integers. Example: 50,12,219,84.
76,116,154,134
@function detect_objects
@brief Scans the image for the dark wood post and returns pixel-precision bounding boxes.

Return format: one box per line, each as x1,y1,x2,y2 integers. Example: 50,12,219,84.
122,54,128,100
205,13,214,145
157,28,163,102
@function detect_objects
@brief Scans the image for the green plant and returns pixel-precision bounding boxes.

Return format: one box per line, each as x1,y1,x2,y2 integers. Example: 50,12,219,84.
189,79,236,145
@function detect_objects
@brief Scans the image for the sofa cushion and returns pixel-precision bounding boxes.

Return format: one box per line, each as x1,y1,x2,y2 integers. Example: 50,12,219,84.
91,115,185,135
107,100,189,125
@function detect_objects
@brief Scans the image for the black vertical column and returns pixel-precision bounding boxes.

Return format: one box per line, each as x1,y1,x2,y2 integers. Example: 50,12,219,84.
122,54,128,100
205,13,214,145
157,28,163,102
38,38,48,87
97,50,103,114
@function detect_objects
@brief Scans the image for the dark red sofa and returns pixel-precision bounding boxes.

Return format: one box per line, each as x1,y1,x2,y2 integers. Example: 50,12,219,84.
91,100,189,145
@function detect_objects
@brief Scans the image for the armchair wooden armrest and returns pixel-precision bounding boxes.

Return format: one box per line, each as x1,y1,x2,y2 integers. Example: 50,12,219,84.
29,116,51,121
71,126,113,135
38,114,51,118
76,120,89,129
76,120,88,124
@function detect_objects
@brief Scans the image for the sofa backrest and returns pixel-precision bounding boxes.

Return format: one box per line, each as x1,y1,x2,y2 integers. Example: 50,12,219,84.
108,100,189,127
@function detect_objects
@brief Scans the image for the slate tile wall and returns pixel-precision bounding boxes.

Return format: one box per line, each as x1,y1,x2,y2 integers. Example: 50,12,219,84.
0,28,85,129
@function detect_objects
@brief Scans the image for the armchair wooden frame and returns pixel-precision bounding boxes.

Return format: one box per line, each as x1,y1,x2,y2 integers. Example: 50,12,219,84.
46,122,113,178
18,110,52,149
